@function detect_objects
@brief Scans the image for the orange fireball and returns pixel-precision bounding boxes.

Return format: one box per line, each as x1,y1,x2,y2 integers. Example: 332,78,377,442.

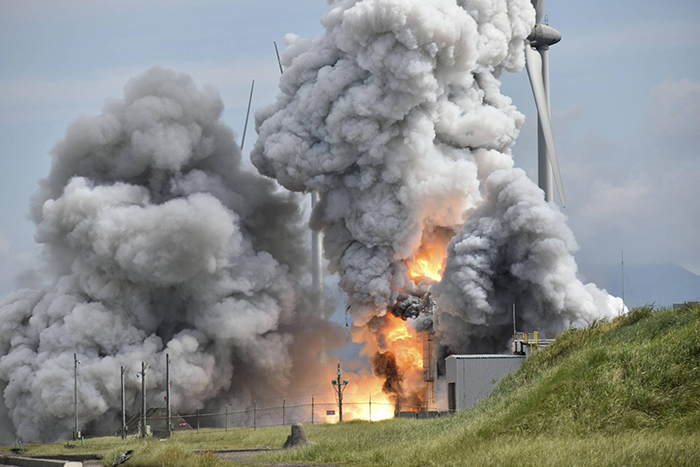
405,233,450,283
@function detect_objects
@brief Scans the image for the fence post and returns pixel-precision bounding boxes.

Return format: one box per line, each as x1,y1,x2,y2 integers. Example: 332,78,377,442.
225,404,228,432
282,399,286,426
197,409,200,432
253,400,257,430
311,396,314,425
369,394,372,422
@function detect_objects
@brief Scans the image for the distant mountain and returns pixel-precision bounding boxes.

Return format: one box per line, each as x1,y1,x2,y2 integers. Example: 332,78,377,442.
577,263,700,309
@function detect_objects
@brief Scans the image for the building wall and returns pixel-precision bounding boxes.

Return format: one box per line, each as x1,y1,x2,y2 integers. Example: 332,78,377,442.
446,355,525,412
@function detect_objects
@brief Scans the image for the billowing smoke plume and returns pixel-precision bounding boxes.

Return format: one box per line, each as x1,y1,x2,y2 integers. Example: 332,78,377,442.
252,0,622,360
0,67,310,441
433,169,625,353
252,0,533,325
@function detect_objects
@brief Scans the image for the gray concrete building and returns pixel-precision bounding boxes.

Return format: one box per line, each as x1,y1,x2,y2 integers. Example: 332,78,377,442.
446,355,525,412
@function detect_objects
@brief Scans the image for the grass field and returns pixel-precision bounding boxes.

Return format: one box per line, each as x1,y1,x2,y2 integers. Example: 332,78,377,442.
2,304,698,466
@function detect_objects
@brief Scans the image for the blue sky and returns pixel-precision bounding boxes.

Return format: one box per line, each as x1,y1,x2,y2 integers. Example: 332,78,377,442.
1,0,699,300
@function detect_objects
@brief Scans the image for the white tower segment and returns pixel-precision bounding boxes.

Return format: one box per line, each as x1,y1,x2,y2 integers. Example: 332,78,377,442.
525,0,566,207
274,41,324,316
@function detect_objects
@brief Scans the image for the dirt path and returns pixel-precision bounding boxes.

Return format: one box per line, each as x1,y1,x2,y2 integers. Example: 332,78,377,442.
217,449,338,466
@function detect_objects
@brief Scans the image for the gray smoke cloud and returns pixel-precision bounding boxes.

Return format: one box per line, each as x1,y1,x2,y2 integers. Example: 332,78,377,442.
252,0,533,325
433,169,625,353
252,0,622,354
0,67,311,441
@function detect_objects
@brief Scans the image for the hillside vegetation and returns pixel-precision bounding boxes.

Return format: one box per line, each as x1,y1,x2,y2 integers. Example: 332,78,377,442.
256,304,700,466
3,305,698,466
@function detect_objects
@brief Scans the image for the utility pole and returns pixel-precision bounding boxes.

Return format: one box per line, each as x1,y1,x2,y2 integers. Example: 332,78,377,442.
513,303,517,335
74,354,80,439
139,362,147,438
311,192,324,318
120,366,126,440
369,394,372,422
165,354,171,436
331,363,349,422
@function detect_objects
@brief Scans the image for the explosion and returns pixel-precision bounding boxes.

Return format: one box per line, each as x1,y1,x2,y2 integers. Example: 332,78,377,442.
253,0,623,408
0,0,628,441
353,238,450,414
407,242,448,284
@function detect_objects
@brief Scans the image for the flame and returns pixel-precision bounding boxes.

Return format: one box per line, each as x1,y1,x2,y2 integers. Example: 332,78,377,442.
301,315,429,425
383,314,423,372
346,313,428,415
324,374,398,422
315,235,451,423
406,241,448,283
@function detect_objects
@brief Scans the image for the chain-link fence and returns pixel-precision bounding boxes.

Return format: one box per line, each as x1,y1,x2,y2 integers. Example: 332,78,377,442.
143,394,449,432
62,394,449,441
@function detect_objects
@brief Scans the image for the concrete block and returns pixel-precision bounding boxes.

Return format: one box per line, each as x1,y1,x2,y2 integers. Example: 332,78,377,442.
282,423,309,448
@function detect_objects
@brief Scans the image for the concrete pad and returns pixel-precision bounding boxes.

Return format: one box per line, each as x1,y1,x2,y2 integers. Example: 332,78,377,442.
0,456,82,467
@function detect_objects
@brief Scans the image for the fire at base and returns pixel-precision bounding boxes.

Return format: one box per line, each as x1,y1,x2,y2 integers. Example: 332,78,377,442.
349,238,450,416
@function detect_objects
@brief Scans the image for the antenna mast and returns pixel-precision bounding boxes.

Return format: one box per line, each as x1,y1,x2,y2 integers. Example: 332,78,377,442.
621,250,625,308
240,79,255,151
166,354,171,436
74,353,80,439
273,41,284,75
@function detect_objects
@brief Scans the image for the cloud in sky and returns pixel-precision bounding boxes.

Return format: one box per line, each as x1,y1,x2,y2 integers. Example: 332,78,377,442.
0,60,280,124
560,78,700,274
564,17,700,55
642,78,700,156
0,234,9,259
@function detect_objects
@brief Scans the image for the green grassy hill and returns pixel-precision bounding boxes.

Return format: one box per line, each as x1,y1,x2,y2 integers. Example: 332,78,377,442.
5,305,699,466
258,304,700,466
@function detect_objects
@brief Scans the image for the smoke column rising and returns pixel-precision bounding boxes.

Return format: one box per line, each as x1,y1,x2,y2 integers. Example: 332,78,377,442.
0,67,309,441
0,0,627,440
252,0,533,324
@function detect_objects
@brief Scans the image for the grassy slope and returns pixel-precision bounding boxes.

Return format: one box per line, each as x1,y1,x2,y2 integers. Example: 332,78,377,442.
3,305,698,466
259,304,700,466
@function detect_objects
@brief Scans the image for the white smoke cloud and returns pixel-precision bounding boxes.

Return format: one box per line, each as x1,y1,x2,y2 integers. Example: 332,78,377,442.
0,67,309,441
252,0,622,356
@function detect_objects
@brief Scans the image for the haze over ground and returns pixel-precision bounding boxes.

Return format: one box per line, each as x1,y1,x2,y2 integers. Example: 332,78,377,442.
1,0,698,305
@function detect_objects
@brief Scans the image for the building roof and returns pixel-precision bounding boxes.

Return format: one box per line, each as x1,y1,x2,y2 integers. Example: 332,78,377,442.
447,354,525,359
